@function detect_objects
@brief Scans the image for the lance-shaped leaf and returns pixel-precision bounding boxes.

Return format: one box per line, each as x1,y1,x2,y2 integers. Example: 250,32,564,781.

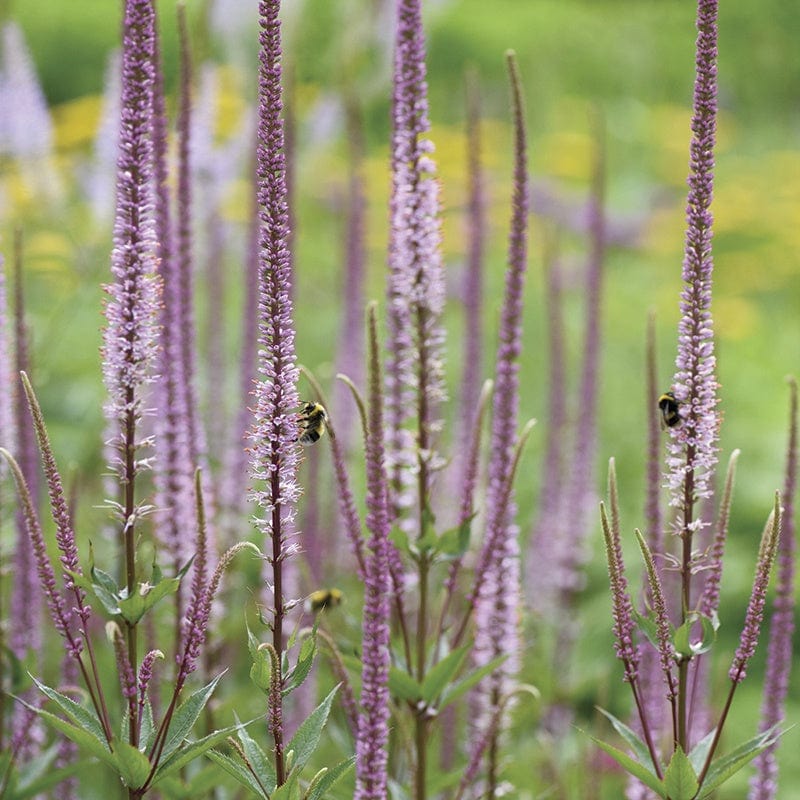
206,748,270,798
115,739,152,789
663,746,698,800
30,677,109,746
438,653,508,711
591,735,666,798
153,719,255,785
696,724,785,798
286,685,339,774
304,756,356,800
159,673,223,762
596,706,659,777
421,645,469,705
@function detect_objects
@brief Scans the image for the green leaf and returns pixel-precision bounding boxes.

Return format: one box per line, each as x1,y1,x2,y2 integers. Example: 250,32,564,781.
236,717,277,793
160,674,223,762
67,568,121,616
30,677,108,745
687,728,716,774
389,526,410,556
421,646,469,705
304,756,356,800
206,749,269,798
436,518,473,559
140,699,156,752
11,744,92,800
154,721,245,783
114,739,152,789
595,707,658,776
673,612,717,658
118,575,183,624
286,685,339,773
284,630,317,696
697,724,784,798
663,746,698,800
388,665,422,702
22,704,116,769
91,564,120,596
438,653,508,711
250,644,273,695
591,737,666,798
632,607,663,650
271,771,300,800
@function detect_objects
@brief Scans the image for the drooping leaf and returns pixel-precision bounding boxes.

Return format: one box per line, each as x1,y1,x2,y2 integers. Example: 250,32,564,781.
21,704,116,769
673,611,717,658
286,685,339,774
30,678,109,746
421,646,469,705
663,746,698,800
596,706,659,776
591,737,666,798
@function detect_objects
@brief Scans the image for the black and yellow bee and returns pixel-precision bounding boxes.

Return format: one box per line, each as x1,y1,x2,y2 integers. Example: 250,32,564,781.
297,401,333,445
305,588,343,614
658,391,681,428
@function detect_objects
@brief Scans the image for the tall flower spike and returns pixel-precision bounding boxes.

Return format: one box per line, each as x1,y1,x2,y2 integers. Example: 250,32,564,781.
354,304,391,800
750,378,798,800
249,0,301,783
469,50,528,763
666,0,720,518
250,0,301,582
601,462,640,683
384,0,446,525
102,0,160,485
729,496,781,684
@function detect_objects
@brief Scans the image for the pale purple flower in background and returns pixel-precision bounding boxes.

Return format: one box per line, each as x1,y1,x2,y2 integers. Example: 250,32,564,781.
332,99,367,450
665,0,720,522
0,257,13,460
84,50,121,224
152,20,194,572
355,306,392,800
10,238,42,686
750,379,797,800
456,69,486,482
0,22,59,202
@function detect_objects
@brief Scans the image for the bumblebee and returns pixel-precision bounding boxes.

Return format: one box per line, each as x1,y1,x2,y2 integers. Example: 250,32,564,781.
305,588,343,614
297,401,333,445
658,391,681,428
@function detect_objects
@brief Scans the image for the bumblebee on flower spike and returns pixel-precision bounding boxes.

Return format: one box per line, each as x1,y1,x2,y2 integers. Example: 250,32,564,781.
658,391,681,429
297,401,333,445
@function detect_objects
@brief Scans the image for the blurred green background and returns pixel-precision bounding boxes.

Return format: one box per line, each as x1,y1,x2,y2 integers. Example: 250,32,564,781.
2,0,798,797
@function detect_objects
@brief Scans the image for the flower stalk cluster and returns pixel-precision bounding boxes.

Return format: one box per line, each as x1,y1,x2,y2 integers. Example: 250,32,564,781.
248,0,301,786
